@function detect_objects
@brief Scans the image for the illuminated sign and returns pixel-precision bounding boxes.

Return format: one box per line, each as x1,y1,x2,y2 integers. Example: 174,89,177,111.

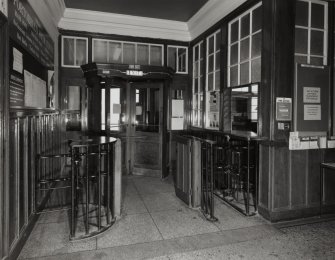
126,70,144,76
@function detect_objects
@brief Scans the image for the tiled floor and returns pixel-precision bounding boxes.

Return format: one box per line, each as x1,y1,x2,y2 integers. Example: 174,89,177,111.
19,175,335,260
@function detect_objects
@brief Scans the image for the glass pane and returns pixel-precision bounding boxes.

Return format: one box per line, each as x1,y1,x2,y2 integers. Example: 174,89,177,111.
215,52,220,70
208,55,214,73
295,28,308,54
110,88,121,131
240,37,250,62
230,65,238,87
241,14,250,39
194,78,199,93
311,3,325,29
199,76,203,93
208,73,214,91
200,60,203,76
137,44,149,65
101,89,105,130
252,32,262,58
76,39,87,66
310,56,324,66
178,48,187,72
215,71,220,91
109,42,122,63
63,38,74,66
251,58,261,82
200,43,204,59
93,40,107,63
296,1,309,27
195,45,199,61
193,95,198,110
216,32,220,51
294,55,308,64
150,46,162,66
194,61,199,78
240,61,250,85
310,30,324,56
252,6,262,33
168,47,177,70
230,43,238,65
231,21,239,43
123,43,136,64
208,35,214,54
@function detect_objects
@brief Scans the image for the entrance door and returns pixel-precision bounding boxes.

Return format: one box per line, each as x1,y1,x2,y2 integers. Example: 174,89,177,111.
101,79,165,178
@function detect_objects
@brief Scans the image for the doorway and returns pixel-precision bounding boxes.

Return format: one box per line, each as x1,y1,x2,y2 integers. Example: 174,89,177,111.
101,80,165,178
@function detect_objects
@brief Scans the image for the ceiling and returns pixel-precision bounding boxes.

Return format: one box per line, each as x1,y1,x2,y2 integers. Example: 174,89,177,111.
64,0,209,22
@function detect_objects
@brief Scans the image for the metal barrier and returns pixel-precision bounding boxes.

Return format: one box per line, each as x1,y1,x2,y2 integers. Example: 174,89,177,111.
200,139,218,222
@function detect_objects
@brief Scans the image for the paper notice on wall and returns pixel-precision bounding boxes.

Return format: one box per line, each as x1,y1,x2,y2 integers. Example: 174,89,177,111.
304,104,321,120
303,87,320,103
13,48,23,74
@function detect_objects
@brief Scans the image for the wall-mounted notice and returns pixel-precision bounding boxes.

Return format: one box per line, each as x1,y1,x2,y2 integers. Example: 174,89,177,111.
13,47,23,73
294,64,329,133
8,0,54,68
304,105,321,121
303,87,320,103
24,70,46,108
10,73,24,107
0,0,8,17
276,97,292,121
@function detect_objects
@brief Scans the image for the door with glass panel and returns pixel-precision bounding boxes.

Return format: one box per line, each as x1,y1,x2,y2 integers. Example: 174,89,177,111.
101,80,163,176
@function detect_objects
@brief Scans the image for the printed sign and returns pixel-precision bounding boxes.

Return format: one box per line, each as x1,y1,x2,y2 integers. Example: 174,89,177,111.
10,73,24,107
8,0,54,68
303,87,320,103
304,104,321,121
13,47,23,73
276,97,292,121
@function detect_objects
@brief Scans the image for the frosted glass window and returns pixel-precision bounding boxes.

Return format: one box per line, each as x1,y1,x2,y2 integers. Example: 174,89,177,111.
109,88,121,131
137,44,149,65
101,89,105,130
109,42,122,63
62,37,88,67
93,40,108,63
192,41,203,127
168,46,188,73
123,43,136,64
150,46,163,66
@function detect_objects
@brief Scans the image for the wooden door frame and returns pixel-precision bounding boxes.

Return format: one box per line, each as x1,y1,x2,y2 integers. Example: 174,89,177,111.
0,12,9,259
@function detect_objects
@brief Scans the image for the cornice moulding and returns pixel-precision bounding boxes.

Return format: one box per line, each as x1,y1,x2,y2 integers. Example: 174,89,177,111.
188,0,247,40
58,8,191,42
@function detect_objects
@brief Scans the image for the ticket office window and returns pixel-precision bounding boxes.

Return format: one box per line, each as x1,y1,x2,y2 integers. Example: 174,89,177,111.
62,36,88,68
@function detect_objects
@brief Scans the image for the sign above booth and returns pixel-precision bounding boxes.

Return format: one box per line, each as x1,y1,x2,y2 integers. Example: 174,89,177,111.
8,0,54,68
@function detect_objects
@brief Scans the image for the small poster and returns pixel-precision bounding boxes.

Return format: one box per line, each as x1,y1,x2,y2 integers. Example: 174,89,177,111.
276,97,292,121
13,48,23,74
303,87,320,103
304,105,321,121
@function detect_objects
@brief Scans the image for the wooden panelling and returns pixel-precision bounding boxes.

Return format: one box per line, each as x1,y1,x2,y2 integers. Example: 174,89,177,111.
307,149,321,206
290,150,308,207
259,144,269,209
272,146,290,210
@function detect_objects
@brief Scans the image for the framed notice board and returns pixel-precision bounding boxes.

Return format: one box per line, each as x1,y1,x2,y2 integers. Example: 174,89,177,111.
294,64,330,133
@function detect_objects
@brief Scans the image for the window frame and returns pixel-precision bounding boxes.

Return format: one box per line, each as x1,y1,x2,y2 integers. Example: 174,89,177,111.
205,30,221,129
294,0,328,66
227,2,262,87
167,45,188,74
92,38,164,66
192,41,204,128
61,36,88,68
